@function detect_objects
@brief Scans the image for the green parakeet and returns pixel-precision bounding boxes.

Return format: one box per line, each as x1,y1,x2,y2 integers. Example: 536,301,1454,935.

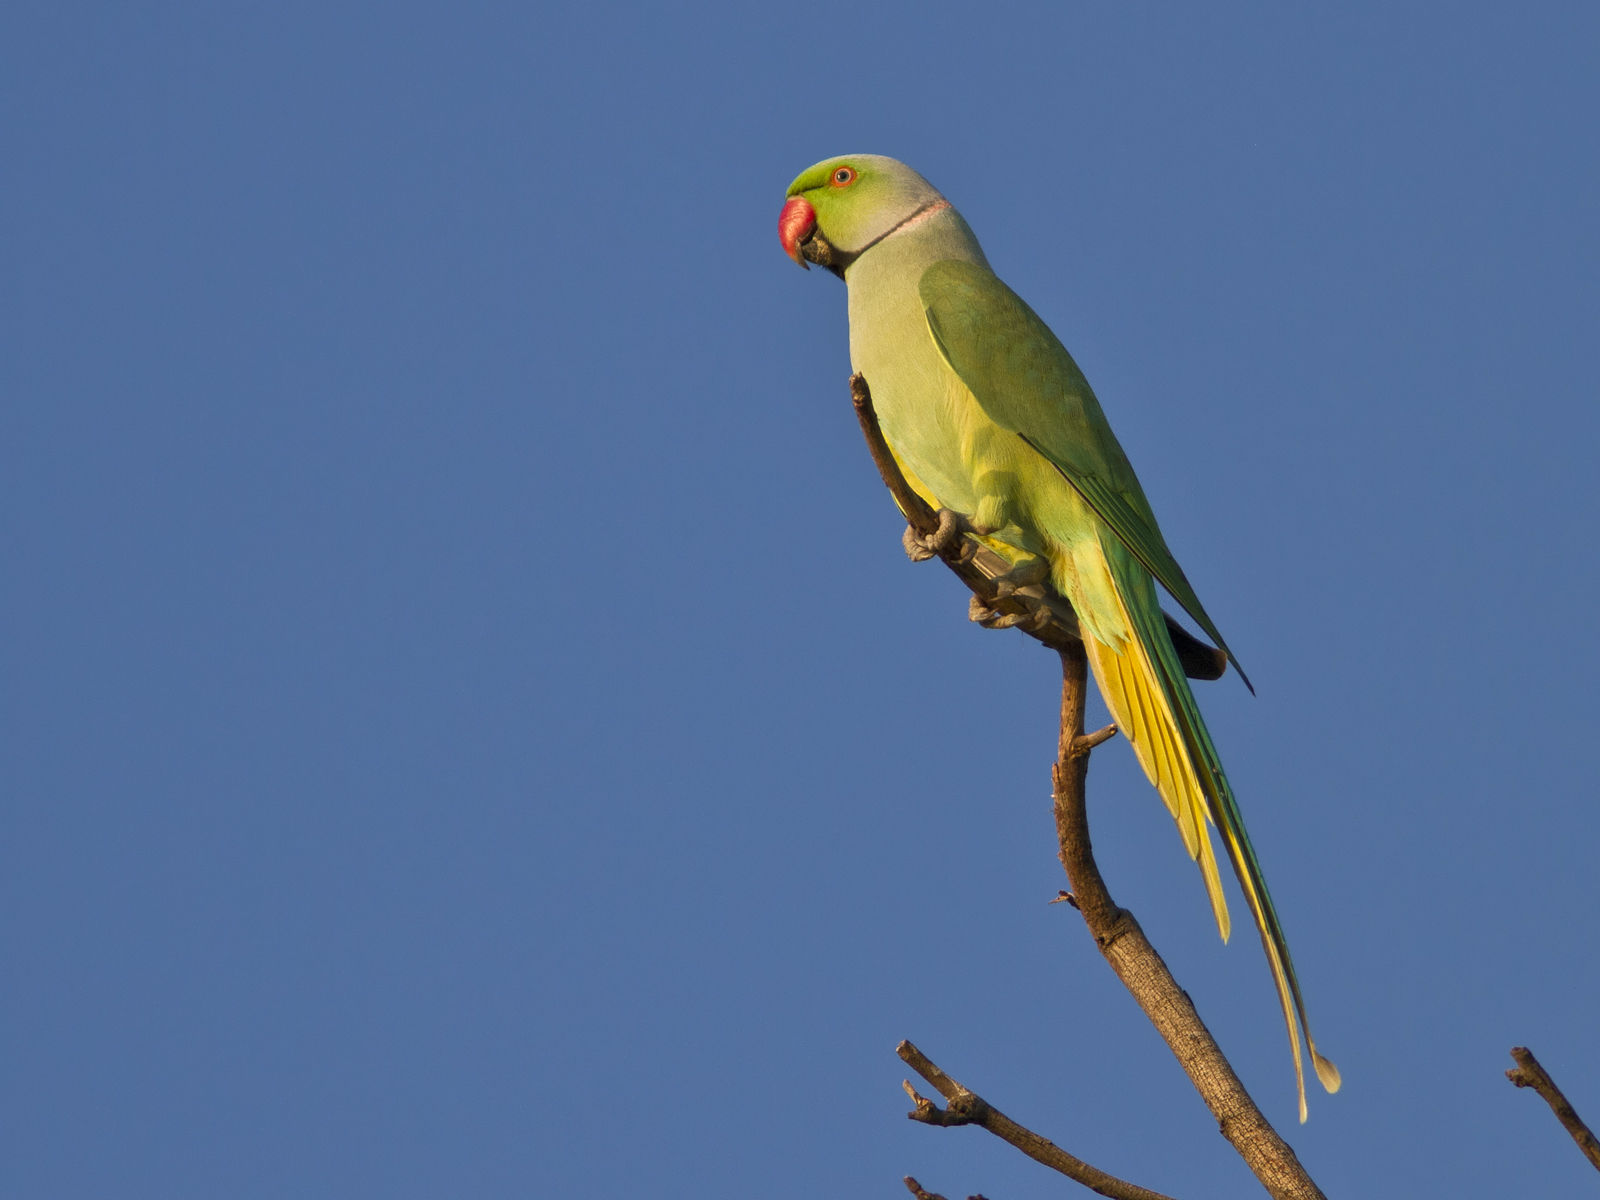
779,154,1340,1121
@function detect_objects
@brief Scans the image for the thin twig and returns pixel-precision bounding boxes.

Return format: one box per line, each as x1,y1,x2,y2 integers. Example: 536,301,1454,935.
1073,723,1120,756
1052,642,1326,1200
898,1040,1178,1200
1506,1047,1600,1173
902,1175,989,1200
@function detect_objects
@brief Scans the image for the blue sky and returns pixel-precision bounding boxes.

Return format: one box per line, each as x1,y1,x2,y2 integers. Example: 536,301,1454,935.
3,3,1597,1197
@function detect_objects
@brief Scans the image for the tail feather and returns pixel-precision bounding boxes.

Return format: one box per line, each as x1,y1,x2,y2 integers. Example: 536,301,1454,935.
1086,613,1228,941
1095,633,1196,843
1085,533,1340,1122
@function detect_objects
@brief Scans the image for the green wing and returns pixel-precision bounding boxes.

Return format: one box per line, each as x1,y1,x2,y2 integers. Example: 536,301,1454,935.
918,258,1250,690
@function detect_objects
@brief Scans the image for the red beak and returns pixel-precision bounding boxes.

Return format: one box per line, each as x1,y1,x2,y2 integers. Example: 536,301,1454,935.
778,195,816,268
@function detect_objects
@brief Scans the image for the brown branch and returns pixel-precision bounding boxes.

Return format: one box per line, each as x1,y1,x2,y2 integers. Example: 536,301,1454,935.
1506,1047,1600,1173
1075,722,1120,755
898,1040,1178,1200
1052,641,1326,1200
849,373,1227,680
902,1175,989,1200
850,372,939,537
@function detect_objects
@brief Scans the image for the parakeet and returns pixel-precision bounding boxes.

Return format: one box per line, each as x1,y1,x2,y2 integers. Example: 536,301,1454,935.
779,154,1339,1121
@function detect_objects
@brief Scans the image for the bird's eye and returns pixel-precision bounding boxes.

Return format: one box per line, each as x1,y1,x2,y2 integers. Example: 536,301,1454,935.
832,167,856,186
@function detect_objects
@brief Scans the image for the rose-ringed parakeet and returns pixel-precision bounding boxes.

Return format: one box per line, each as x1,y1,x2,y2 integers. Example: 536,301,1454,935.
778,154,1339,1121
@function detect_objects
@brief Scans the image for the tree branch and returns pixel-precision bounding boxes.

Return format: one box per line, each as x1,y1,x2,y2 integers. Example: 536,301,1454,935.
898,1040,1178,1200
1506,1046,1600,1173
902,1174,989,1200
1052,641,1326,1200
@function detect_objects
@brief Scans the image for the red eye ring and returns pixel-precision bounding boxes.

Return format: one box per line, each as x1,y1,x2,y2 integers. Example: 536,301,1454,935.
830,166,856,187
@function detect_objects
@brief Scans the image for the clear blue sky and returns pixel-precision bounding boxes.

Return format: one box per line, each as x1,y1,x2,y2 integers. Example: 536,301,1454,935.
3,3,1597,1197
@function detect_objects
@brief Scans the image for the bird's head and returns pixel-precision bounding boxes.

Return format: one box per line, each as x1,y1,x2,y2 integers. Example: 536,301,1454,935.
778,155,947,280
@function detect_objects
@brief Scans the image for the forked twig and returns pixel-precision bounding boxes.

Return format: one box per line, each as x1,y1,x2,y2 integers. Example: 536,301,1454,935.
899,1040,1178,1200
1506,1046,1600,1172
902,1174,989,1200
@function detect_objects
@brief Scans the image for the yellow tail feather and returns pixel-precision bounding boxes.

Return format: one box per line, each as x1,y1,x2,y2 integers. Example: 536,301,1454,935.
1056,534,1339,1120
1084,622,1232,945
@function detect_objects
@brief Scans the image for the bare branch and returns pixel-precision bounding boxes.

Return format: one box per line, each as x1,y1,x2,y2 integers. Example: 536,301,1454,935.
902,1175,989,1200
1072,723,1120,757
897,1040,1179,1200
849,374,1226,679
1506,1047,1600,1173
1051,641,1326,1200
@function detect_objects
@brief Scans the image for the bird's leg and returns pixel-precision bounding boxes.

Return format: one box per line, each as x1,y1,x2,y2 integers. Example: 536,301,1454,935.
901,508,978,562
966,553,1053,631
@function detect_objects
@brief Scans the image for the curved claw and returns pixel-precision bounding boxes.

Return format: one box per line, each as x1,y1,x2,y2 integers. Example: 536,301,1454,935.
902,524,938,562
969,595,1005,627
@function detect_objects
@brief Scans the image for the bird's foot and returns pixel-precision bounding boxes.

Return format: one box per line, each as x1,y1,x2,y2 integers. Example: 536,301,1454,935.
901,524,936,562
990,555,1050,600
966,555,1053,630
902,509,975,562
968,593,1052,632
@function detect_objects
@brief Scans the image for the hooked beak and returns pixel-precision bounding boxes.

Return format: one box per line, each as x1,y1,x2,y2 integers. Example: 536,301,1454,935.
778,195,816,268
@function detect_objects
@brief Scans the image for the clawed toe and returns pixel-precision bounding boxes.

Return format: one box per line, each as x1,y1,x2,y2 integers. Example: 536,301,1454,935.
969,593,1050,632
902,509,972,561
902,524,938,562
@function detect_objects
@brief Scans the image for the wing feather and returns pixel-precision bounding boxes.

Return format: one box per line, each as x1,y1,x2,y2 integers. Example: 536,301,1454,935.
920,258,1251,691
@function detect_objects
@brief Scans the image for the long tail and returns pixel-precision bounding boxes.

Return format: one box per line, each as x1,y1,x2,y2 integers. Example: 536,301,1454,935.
1082,535,1341,1123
